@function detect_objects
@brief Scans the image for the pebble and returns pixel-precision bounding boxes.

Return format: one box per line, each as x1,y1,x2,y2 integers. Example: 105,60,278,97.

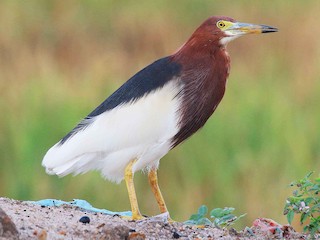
173,231,181,238
79,216,90,224
0,206,19,239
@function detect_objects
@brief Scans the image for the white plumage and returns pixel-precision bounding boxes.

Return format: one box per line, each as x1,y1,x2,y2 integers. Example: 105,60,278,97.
42,81,182,183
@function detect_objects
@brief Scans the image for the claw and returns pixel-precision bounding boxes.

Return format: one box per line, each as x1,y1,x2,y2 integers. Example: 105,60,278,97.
121,214,145,221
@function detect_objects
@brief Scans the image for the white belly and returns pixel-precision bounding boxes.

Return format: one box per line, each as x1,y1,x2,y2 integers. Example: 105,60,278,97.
42,81,181,183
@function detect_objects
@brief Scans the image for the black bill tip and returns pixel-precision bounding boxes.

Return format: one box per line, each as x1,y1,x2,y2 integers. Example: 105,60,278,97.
261,25,278,33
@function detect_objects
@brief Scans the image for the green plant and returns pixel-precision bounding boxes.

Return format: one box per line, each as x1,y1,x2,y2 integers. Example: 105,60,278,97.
185,205,246,228
284,172,320,237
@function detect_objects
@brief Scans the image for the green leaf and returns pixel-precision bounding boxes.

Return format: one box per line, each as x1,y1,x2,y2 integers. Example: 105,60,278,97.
221,207,235,215
304,197,314,205
311,203,320,212
287,210,294,224
184,220,196,225
302,181,313,189
309,185,320,191
300,212,309,224
197,205,208,216
306,172,314,179
237,213,247,221
197,217,212,225
188,205,245,228
223,214,237,222
210,208,224,218
189,213,201,221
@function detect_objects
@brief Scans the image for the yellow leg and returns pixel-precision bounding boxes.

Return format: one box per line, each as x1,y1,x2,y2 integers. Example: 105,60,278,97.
125,160,143,220
148,168,169,214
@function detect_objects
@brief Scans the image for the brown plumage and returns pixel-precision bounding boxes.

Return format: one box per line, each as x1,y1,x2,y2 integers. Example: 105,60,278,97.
172,16,233,146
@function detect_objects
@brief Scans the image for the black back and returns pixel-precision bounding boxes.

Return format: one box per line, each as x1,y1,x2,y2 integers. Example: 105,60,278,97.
59,56,181,145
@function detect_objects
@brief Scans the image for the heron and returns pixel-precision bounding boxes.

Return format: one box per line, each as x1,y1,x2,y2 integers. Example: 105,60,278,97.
42,16,278,220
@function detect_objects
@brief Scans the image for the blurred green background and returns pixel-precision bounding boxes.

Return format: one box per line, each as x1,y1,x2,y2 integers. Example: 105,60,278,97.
1,0,320,229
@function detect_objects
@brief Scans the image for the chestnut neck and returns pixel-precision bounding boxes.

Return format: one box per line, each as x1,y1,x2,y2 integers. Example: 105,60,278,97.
171,34,230,147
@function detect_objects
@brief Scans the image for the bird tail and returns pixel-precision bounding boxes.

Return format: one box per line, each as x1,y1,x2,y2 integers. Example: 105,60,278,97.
42,143,102,177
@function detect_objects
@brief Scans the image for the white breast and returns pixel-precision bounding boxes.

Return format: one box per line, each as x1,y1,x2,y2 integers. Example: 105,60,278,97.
42,81,182,183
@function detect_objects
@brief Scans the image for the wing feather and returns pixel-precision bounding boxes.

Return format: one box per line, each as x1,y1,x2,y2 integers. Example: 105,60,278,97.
42,78,182,180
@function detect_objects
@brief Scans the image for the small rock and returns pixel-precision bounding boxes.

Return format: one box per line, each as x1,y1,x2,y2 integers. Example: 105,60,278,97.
38,229,47,240
97,223,105,229
0,207,19,240
173,231,181,238
229,227,240,236
102,225,130,240
128,232,146,239
79,216,90,224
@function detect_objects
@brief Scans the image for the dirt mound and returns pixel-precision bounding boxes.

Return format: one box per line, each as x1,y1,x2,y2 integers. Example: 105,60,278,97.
0,197,306,239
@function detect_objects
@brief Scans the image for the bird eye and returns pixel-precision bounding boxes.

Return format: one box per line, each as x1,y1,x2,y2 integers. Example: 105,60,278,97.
217,21,226,29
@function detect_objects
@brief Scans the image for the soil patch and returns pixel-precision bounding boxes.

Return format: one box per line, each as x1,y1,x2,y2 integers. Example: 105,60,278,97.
0,197,308,239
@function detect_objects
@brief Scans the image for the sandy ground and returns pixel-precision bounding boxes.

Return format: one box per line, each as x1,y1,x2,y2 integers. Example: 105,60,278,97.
0,197,307,239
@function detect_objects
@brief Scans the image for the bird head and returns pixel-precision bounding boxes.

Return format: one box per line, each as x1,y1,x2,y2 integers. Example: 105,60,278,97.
191,16,278,46
174,16,278,59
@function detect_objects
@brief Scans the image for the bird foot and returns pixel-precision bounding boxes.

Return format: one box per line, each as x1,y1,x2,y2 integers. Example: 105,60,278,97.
120,212,145,221
120,211,175,223
146,211,175,223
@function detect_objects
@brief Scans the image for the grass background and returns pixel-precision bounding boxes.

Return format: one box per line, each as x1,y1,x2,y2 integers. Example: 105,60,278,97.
1,0,320,229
